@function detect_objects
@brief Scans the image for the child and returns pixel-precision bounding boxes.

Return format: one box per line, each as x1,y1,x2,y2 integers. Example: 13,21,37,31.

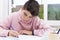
0,0,52,37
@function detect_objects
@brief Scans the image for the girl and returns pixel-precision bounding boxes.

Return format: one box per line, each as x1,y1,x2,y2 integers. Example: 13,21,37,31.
0,0,52,37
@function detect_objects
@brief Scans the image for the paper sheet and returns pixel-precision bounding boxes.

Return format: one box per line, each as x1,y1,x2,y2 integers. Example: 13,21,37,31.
18,35,41,40
0,35,48,40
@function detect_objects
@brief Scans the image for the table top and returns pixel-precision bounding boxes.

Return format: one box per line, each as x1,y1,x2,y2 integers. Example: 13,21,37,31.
0,35,48,40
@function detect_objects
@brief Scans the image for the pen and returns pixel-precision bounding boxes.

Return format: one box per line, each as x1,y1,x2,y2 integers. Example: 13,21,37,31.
57,29,60,34
10,25,19,38
10,25,14,30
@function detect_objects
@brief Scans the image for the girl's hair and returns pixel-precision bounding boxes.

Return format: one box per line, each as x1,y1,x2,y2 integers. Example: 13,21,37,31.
24,0,39,16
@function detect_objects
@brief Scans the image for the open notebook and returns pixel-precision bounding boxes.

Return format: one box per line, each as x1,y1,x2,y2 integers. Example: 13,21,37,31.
0,35,48,40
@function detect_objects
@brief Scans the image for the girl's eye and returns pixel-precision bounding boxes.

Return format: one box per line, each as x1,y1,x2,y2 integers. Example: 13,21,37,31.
24,13,27,16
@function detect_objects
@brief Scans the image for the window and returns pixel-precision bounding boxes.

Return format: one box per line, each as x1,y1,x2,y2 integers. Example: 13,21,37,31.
44,0,60,26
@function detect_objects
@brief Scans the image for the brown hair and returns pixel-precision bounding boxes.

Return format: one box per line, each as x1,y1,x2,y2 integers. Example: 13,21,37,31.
24,0,39,16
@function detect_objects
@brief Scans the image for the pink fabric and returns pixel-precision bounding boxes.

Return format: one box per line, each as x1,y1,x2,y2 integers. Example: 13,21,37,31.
0,10,52,37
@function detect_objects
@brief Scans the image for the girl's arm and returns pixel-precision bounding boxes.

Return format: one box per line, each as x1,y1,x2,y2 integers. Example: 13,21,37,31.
33,17,53,37
0,14,12,37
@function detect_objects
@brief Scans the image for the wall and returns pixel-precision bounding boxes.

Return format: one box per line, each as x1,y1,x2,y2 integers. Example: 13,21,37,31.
0,0,8,22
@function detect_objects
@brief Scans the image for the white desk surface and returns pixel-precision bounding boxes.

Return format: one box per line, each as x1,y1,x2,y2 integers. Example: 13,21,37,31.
0,35,48,40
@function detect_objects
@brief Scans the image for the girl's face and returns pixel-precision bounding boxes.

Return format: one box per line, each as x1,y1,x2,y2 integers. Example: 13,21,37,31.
21,9,32,21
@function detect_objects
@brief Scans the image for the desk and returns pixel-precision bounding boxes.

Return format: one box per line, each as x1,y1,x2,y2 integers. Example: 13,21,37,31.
0,35,48,40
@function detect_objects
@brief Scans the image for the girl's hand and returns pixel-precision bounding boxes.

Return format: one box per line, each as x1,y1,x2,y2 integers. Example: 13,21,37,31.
8,30,20,37
19,30,32,35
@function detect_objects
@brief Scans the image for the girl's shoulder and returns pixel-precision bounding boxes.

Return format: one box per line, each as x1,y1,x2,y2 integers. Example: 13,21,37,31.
34,16,44,22
32,16,44,24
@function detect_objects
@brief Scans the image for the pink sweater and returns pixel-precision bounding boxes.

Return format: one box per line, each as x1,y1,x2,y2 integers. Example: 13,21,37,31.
0,10,52,37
